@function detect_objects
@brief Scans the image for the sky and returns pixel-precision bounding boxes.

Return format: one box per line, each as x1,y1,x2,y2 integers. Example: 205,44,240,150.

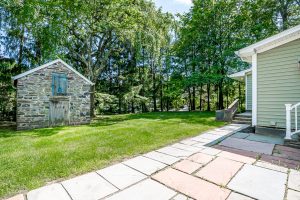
153,0,193,15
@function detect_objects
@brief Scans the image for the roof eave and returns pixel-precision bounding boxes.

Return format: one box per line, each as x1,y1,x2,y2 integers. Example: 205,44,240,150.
235,50,254,63
229,68,252,81
12,59,94,85
236,24,300,63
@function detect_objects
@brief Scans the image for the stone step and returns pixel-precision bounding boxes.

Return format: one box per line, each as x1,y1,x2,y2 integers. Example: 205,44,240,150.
233,117,252,122
284,140,300,149
232,120,252,125
235,114,252,119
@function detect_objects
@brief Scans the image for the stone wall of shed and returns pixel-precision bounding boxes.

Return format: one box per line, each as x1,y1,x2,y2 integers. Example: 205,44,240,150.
16,62,91,130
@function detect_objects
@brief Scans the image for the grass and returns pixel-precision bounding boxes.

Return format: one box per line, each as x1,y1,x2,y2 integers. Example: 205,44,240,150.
0,111,225,199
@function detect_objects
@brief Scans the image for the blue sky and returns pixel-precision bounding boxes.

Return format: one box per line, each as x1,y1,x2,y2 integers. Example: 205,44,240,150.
154,0,192,15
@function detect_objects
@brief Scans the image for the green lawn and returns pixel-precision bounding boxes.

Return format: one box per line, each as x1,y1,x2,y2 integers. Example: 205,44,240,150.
0,112,224,198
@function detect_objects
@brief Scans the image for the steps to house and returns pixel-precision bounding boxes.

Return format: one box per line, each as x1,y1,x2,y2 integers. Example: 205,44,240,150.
235,114,252,118
234,117,251,121
232,120,252,124
284,140,300,149
232,112,252,125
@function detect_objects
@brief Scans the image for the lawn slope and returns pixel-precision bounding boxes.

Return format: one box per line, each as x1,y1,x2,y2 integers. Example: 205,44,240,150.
0,112,224,198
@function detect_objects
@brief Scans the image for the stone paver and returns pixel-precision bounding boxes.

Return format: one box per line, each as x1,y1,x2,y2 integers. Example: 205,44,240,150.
172,143,203,153
286,189,300,200
222,124,247,130
105,179,176,200
180,139,198,146
228,164,287,200
192,142,208,148
144,151,180,165
157,146,193,158
220,137,275,155
187,152,214,165
173,160,202,174
191,136,213,143
206,130,230,136
197,133,221,141
196,157,243,186
216,143,300,169
218,151,256,164
153,168,230,200
9,124,297,200
231,132,250,139
246,134,284,145
226,192,254,200
27,183,71,200
97,163,147,189
288,169,300,191
62,172,118,200
123,156,166,175
255,161,288,173
200,147,222,156
172,193,189,200
6,195,25,200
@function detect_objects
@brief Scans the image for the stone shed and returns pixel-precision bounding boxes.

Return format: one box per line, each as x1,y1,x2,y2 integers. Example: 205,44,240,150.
13,59,94,130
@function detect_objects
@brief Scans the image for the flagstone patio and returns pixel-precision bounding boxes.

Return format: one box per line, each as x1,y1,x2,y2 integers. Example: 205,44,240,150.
6,124,300,200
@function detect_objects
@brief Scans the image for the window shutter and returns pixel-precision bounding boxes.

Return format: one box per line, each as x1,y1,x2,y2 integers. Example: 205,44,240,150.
52,74,58,96
61,74,67,95
52,73,67,96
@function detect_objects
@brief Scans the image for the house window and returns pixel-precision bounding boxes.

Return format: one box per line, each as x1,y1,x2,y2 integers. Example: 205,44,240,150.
52,73,67,96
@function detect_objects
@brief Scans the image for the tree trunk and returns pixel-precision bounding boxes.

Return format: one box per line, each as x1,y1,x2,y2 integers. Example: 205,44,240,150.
278,0,289,30
188,88,192,111
207,84,211,111
226,87,229,108
35,40,42,65
152,62,157,112
153,95,157,112
160,81,163,112
192,86,196,111
17,26,25,66
166,84,169,111
218,81,224,110
90,85,95,118
238,81,241,111
191,44,196,111
141,48,146,112
131,101,135,113
117,63,121,114
199,84,203,111
118,97,122,114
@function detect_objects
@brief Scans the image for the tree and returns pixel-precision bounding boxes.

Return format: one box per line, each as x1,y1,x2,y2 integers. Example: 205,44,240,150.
1,0,299,116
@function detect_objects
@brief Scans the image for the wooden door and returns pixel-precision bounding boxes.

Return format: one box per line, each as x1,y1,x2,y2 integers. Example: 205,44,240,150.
49,97,70,126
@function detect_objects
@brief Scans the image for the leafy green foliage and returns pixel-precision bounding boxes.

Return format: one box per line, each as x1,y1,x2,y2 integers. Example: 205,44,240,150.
95,93,118,114
172,0,300,111
0,58,22,120
0,0,299,116
124,85,148,105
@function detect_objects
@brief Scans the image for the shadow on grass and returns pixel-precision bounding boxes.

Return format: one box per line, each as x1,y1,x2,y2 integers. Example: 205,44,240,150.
0,126,67,138
91,111,220,127
0,111,221,138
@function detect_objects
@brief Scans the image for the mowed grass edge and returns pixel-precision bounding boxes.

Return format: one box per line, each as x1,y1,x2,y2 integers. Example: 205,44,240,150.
0,112,225,199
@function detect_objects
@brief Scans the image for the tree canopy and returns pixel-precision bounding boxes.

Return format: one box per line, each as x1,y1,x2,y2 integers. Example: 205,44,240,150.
0,0,299,118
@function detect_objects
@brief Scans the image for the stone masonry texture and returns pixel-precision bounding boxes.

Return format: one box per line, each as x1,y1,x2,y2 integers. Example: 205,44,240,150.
16,61,91,130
